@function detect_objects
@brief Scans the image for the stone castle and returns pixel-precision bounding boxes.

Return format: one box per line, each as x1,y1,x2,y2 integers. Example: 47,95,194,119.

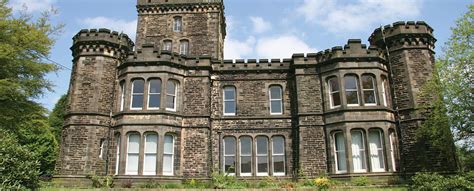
56,0,457,183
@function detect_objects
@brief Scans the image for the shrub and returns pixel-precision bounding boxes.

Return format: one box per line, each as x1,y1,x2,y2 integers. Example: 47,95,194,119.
86,174,114,188
257,176,279,188
141,180,160,188
183,179,209,189
210,171,237,189
411,172,474,191
0,129,40,190
352,176,369,186
314,177,331,191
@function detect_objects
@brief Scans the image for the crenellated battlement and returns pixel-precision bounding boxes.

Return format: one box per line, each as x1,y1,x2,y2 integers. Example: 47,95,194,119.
293,39,385,67
137,0,222,6
369,21,436,51
71,29,134,59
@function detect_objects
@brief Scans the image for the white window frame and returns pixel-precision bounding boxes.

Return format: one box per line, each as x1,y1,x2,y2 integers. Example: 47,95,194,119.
130,79,144,110
115,135,121,175
166,80,177,112
389,131,397,172
272,136,286,176
163,134,175,176
223,86,236,116
143,133,158,175
223,137,236,176
256,136,269,176
125,133,140,175
345,75,360,107
362,75,377,106
369,129,386,172
328,77,341,109
119,82,125,111
173,16,182,32
351,130,367,173
239,137,252,177
147,79,161,110
269,86,283,115
334,132,347,174
163,40,172,51
179,40,189,55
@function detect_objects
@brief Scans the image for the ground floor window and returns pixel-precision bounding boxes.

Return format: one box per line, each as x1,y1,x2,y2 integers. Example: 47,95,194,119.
163,134,175,176
334,132,347,173
369,129,385,172
126,133,140,175
223,137,236,175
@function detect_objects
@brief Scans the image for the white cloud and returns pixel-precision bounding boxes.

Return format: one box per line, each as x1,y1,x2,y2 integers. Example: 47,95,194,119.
297,0,423,32
82,17,138,40
224,36,255,59
9,0,57,13
250,16,272,34
256,35,316,58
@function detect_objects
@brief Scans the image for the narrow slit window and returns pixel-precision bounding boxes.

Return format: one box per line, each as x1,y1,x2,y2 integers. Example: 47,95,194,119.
272,136,285,176
362,75,377,105
389,130,397,172
334,132,347,173
351,130,367,173
239,137,252,176
223,86,236,115
119,81,125,111
163,135,174,176
126,133,140,175
130,79,145,110
174,17,182,32
369,129,386,172
166,80,177,111
115,134,121,175
223,137,236,175
328,77,341,108
269,86,283,115
345,75,360,106
381,76,390,107
256,136,269,176
143,133,158,175
148,79,161,109
99,139,106,160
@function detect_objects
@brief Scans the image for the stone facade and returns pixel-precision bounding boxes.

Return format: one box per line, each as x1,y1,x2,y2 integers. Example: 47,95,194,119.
56,0,457,181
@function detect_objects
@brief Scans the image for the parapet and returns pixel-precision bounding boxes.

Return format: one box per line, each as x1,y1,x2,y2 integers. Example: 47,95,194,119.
71,29,135,59
292,39,385,67
369,21,436,51
137,0,222,6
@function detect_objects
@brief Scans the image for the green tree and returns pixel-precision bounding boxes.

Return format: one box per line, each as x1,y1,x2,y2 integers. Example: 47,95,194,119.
49,94,68,141
436,4,473,146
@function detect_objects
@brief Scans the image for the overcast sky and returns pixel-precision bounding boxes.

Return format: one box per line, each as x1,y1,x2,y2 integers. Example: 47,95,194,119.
7,0,471,110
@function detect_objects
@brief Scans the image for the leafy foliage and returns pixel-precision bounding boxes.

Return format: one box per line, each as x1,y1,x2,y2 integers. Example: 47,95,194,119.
411,172,474,191
352,176,370,186
314,176,331,190
48,94,67,141
86,174,114,188
0,129,41,190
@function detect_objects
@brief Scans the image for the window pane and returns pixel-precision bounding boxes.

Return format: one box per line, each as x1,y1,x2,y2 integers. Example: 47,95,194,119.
362,76,374,89
133,80,144,93
335,133,347,172
329,78,339,91
149,95,161,108
346,91,359,104
128,134,140,153
224,87,235,100
351,131,366,171
132,95,144,108
224,137,236,155
240,137,251,155
224,101,235,114
369,130,385,171
257,156,268,173
145,134,157,153
163,41,172,51
345,76,357,90
272,137,284,155
144,155,156,175
364,91,376,104
163,154,173,174
256,137,268,155
149,80,161,93
127,154,139,174
224,156,236,173
164,135,174,154
271,100,282,114
270,86,282,99
273,156,285,173
240,156,252,173
167,81,176,95
332,92,341,106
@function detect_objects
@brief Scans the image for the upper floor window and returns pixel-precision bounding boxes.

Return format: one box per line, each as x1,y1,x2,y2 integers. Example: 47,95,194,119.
143,133,158,175
166,80,178,111
173,16,182,32
148,79,162,109
381,76,390,107
256,136,269,176
334,132,347,173
223,86,236,116
344,75,360,106
119,81,125,111
223,137,236,175
179,40,189,55
272,136,285,176
163,134,175,176
163,40,172,51
269,86,283,115
239,136,252,176
351,130,367,173
362,75,377,105
328,77,341,108
126,133,140,175
131,79,145,110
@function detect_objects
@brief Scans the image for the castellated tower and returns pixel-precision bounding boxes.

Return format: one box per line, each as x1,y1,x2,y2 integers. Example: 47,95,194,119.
55,29,134,175
369,21,457,173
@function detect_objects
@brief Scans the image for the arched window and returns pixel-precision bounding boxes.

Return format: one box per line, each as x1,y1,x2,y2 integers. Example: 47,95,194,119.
163,40,172,51
223,86,236,116
328,77,341,108
163,134,175,176
334,132,347,173
239,136,252,176
256,136,269,176
148,79,162,109
115,134,121,175
344,75,360,106
362,75,377,105
126,133,140,175
143,133,158,175
389,130,397,172
173,16,182,32
351,130,367,172
272,136,285,176
166,80,178,111
179,40,189,55
269,85,283,115
369,129,385,172
131,79,145,110
381,76,390,107
119,81,125,111
223,137,236,175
